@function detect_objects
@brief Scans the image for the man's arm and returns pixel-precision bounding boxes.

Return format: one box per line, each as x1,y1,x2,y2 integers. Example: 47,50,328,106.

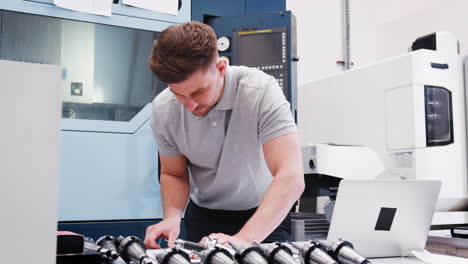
144,152,190,248
234,132,304,243
207,132,304,245
160,153,190,220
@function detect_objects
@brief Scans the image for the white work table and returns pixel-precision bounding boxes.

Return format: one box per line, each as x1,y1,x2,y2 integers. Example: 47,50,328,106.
370,255,468,263
369,257,425,263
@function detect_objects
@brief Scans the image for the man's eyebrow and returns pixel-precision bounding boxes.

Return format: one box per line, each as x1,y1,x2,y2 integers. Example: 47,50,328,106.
192,87,206,94
170,87,207,96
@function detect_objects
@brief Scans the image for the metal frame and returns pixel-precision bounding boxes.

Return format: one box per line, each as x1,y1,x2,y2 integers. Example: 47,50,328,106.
0,0,191,31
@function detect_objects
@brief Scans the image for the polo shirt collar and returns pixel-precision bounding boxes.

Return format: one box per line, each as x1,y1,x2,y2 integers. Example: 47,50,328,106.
214,66,236,111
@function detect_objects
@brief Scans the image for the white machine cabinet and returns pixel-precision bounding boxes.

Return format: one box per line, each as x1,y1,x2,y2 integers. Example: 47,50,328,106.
298,47,467,212
1,60,62,264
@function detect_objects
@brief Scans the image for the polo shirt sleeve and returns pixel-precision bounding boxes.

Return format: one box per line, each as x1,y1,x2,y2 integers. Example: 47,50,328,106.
150,108,181,157
258,77,297,145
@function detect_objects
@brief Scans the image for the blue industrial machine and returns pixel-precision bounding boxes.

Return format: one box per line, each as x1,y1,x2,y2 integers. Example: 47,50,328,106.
0,0,296,239
0,0,191,239
191,0,286,21
207,11,298,116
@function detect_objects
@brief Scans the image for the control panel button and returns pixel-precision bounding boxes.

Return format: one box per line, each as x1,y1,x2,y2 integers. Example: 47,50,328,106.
217,36,230,52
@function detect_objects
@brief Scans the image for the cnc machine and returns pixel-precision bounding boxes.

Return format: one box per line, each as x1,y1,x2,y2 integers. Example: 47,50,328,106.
298,32,468,216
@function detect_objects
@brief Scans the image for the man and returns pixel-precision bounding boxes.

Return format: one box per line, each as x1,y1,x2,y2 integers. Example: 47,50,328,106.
144,21,304,248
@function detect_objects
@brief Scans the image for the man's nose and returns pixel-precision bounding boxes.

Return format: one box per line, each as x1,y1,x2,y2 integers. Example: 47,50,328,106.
185,98,199,111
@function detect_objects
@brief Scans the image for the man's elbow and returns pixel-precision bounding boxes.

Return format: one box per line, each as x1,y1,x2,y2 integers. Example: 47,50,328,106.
282,171,305,199
293,174,305,199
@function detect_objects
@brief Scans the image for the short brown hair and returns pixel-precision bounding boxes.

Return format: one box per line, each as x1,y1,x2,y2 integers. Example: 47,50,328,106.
149,21,218,84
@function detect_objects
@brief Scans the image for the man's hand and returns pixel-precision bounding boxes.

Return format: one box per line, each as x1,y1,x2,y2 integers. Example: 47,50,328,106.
200,233,248,248
144,216,181,249
145,153,189,249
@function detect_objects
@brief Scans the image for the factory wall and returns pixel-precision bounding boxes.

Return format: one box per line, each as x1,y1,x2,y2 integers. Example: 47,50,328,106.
286,0,346,85
287,0,468,85
375,0,468,60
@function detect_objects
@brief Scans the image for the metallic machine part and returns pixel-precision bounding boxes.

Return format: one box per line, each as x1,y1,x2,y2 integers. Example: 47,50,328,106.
84,237,116,262
156,248,191,264
291,241,337,264
260,243,296,264
199,247,236,264
318,239,371,264
174,239,205,251
117,236,157,264
230,243,268,264
174,238,218,251
96,235,120,260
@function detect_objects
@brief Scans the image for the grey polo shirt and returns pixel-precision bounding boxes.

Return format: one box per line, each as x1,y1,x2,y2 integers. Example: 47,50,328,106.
150,65,297,210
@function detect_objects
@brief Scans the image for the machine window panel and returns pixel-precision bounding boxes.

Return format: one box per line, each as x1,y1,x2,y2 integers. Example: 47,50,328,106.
424,85,454,146
0,10,166,122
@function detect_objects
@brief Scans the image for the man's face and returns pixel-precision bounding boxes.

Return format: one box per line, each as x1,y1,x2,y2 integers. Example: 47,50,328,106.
169,59,227,117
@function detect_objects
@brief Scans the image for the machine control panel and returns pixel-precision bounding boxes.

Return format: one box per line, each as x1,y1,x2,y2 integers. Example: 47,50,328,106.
207,11,297,117
233,28,289,98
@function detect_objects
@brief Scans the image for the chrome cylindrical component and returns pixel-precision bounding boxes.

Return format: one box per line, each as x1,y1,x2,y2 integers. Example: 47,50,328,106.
260,243,296,264
200,247,235,264
318,239,370,264
230,243,268,264
84,237,117,262
292,241,337,264
118,236,157,264
96,235,119,260
156,248,191,264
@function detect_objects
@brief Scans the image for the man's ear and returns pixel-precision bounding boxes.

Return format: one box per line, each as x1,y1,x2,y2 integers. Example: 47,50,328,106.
216,57,228,78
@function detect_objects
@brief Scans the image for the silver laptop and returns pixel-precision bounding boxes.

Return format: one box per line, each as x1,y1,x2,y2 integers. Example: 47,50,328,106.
327,180,441,258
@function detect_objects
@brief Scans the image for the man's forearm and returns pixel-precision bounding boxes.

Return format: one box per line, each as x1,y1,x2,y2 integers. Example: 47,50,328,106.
161,173,190,220
236,172,304,243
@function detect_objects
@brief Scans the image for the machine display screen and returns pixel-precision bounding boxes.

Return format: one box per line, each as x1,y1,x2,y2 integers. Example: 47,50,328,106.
238,32,283,66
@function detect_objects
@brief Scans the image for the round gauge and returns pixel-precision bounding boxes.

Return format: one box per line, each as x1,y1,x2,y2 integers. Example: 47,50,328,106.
217,36,230,52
